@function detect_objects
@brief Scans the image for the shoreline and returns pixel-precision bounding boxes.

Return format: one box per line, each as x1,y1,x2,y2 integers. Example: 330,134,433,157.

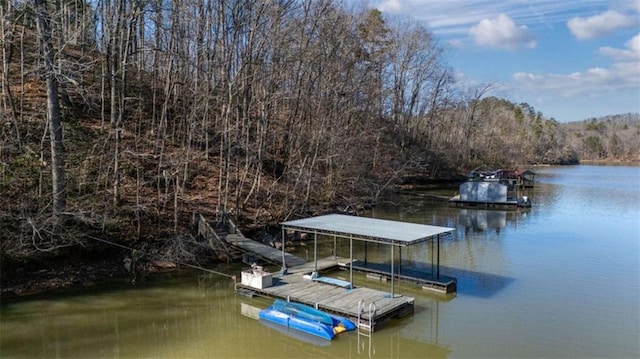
3,161,636,302
0,249,191,303
578,159,640,166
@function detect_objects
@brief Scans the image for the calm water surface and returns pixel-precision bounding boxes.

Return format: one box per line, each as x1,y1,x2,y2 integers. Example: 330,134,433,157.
1,165,639,358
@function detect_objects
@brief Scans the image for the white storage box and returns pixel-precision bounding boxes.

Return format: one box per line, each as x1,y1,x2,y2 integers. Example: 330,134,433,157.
241,269,273,289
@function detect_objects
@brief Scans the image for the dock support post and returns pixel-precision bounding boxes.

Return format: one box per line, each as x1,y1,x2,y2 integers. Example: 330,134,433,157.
281,227,287,274
333,235,337,259
314,232,318,274
437,234,440,279
391,243,395,298
364,241,368,265
349,235,353,289
399,247,402,276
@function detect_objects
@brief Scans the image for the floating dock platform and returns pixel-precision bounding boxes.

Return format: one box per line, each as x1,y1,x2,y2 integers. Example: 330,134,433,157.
235,258,415,332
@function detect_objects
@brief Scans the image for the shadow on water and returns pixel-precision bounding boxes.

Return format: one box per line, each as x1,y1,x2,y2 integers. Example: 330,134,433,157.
336,254,512,300
440,265,514,298
360,260,513,299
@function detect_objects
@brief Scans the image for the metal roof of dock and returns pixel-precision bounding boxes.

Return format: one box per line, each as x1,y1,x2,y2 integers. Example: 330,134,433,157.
280,214,454,246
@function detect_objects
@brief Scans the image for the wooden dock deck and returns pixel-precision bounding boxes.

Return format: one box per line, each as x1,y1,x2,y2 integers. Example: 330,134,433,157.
236,258,415,331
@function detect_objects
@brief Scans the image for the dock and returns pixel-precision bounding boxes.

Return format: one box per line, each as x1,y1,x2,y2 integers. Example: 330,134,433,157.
235,257,415,331
196,212,457,331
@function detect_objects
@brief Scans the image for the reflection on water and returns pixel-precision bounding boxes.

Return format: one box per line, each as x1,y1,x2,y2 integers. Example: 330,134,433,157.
458,209,508,231
398,300,450,357
1,165,639,358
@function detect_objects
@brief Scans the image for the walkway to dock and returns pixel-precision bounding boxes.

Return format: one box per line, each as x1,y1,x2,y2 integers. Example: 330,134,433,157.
194,212,306,267
236,257,415,331
225,232,306,267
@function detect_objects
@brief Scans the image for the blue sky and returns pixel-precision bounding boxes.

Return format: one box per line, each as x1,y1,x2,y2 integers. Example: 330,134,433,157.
355,0,640,122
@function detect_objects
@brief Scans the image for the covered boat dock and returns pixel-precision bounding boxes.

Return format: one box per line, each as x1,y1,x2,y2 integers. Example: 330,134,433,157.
279,214,457,295
235,214,456,331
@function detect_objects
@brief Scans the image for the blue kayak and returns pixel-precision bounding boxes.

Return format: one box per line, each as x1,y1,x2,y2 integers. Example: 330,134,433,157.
259,299,356,340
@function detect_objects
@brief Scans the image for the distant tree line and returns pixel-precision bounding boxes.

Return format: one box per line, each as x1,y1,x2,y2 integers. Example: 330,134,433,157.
562,113,640,162
0,0,619,262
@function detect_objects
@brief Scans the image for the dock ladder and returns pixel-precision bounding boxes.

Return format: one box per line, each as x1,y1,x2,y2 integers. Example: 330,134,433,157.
357,300,377,332
357,300,376,357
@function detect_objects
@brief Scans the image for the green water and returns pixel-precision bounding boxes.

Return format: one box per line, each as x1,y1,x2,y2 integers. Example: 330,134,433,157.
1,165,639,358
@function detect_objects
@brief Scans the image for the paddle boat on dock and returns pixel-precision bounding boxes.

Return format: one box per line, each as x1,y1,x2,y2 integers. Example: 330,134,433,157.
258,299,356,340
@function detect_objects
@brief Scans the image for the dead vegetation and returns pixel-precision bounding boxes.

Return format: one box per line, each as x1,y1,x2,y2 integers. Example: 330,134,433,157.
1,1,632,296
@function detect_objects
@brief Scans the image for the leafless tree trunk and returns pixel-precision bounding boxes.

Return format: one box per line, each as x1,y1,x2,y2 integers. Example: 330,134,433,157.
34,0,66,215
0,2,21,150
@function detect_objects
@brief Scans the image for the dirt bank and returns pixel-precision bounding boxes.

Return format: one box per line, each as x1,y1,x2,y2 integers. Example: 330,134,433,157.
0,249,130,300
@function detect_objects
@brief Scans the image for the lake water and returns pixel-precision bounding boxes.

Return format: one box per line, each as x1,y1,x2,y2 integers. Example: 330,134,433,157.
1,165,639,358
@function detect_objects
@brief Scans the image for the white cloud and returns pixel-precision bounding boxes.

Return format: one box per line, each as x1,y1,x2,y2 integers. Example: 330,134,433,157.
368,0,611,39
567,10,639,39
469,14,537,51
599,33,640,61
512,60,640,97
611,61,640,80
511,30,640,118
619,0,640,12
513,72,543,81
375,0,408,13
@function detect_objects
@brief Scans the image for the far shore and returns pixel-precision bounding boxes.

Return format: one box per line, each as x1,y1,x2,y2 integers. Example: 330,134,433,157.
579,160,640,166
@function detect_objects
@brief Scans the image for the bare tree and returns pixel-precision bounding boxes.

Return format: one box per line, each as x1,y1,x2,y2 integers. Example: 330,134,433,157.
34,0,66,215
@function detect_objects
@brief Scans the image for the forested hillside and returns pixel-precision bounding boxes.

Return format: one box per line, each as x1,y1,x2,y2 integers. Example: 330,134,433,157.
562,113,640,162
0,0,600,284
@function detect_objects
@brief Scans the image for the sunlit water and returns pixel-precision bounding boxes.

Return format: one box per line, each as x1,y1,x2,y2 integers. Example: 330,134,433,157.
1,165,638,358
